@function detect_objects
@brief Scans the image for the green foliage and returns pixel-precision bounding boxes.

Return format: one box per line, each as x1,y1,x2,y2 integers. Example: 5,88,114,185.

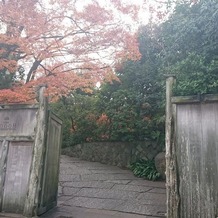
95,26,166,145
159,0,218,95
96,73,165,144
172,53,218,95
51,91,100,147
129,159,160,181
0,66,25,90
0,72,14,89
52,0,218,148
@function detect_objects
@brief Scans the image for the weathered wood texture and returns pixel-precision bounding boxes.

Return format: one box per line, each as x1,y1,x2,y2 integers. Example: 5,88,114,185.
38,113,62,215
0,108,37,137
175,102,218,218
2,142,33,213
165,76,179,218
172,94,218,104
0,87,62,217
23,87,48,217
0,140,9,210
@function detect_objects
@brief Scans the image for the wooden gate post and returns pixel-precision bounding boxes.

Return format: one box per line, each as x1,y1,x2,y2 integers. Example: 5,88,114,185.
23,86,48,217
165,75,179,218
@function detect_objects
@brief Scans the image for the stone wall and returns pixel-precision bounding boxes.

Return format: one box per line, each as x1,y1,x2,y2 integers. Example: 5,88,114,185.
62,141,162,168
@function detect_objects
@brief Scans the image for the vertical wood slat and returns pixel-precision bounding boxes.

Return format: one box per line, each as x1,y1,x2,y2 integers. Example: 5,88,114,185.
201,103,218,217
2,142,33,213
176,104,202,218
165,76,180,218
176,102,218,218
38,114,62,215
23,87,48,217
0,140,9,210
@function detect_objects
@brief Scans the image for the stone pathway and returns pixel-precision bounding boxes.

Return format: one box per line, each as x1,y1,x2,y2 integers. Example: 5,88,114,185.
42,155,166,218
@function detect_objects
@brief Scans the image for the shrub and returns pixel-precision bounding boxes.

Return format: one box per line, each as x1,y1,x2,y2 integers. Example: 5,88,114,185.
129,159,160,181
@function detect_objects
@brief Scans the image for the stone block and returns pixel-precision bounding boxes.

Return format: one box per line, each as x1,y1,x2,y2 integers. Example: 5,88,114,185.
66,197,125,210
113,200,166,216
75,188,140,200
62,141,162,168
154,152,166,180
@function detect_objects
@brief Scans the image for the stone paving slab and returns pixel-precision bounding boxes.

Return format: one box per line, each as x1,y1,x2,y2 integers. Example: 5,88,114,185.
128,179,166,188
74,187,140,200
64,196,126,210
81,173,137,181
103,179,131,184
0,155,166,218
62,187,81,196
147,187,166,194
40,206,162,218
55,155,166,217
90,169,131,174
112,184,152,192
59,174,81,182
62,181,115,189
113,201,166,216
137,192,166,203
59,168,92,175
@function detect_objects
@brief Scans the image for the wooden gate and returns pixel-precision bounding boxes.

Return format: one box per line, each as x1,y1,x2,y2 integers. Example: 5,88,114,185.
0,87,62,217
38,112,62,215
166,76,218,218
0,106,37,214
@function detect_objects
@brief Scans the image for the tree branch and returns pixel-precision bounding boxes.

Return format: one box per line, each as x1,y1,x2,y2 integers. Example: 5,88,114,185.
26,59,42,83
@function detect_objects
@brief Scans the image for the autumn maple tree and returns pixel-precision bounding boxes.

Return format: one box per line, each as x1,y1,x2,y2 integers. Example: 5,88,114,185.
0,0,145,103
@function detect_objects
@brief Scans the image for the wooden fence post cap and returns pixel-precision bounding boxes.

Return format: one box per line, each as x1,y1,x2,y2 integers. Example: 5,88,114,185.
163,74,176,79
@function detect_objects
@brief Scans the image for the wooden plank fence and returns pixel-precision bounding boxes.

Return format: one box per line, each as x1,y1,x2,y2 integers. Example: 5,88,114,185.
166,76,218,218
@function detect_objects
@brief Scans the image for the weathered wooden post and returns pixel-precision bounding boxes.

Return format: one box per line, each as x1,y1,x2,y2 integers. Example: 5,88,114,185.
165,75,179,218
24,86,48,217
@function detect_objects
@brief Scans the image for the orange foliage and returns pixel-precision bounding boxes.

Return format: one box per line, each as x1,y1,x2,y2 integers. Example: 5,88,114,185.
96,113,110,125
0,59,17,72
0,89,32,103
0,0,167,103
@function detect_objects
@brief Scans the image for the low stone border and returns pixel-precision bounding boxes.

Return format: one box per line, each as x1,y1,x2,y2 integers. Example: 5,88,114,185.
62,141,162,168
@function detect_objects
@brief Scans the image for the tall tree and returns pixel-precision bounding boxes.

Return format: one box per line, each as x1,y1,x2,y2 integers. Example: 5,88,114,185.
158,0,218,94
96,25,165,143
0,0,142,103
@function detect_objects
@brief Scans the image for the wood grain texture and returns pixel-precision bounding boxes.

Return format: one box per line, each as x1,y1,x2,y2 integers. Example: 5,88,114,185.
172,94,218,104
38,113,62,215
0,88,62,216
0,136,34,142
176,102,218,218
2,142,33,213
23,87,48,217
165,76,179,218
0,140,9,210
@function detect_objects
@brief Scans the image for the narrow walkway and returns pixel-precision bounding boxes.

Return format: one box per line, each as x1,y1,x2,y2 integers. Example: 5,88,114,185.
42,155,166,218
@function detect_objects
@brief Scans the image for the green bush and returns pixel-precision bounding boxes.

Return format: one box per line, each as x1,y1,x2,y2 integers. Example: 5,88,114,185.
129,159,160,181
